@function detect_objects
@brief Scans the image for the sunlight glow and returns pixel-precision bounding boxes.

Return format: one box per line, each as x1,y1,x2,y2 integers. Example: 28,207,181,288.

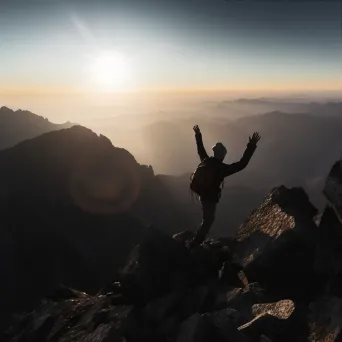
90,51,133,92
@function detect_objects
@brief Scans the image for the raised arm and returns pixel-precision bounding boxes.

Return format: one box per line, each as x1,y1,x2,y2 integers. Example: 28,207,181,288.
193,125,209,162
223,132,261,177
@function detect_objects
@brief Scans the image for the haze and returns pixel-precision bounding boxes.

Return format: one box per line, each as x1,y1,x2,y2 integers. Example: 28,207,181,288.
1,0,341,110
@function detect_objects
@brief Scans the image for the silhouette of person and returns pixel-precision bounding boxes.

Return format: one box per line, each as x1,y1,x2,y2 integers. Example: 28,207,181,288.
189,125,261,248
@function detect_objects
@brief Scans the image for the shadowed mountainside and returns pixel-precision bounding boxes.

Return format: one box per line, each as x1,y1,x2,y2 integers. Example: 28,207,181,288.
0,126,195,330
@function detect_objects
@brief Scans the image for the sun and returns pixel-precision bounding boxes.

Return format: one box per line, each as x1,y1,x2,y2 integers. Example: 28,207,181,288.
90,51,133,92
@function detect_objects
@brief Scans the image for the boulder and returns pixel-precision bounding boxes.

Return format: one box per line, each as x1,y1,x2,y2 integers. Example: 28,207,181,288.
212,283,267,322
237,299,309,342
4,289,133,342
315,162,342,296
121,226,192,303
323,161,342,223
176,313,204,342
308,296,342,342
233,186,320,300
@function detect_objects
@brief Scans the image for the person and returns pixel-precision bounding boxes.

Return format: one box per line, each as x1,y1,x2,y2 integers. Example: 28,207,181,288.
188,125,261,248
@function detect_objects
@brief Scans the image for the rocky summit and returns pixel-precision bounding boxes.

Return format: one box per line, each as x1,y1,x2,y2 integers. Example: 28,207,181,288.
3,160,342,341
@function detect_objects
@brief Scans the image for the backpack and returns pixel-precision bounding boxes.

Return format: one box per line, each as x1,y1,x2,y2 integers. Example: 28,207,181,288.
190,157,224,197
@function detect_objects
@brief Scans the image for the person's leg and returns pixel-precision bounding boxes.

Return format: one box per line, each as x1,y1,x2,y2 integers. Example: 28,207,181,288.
189,200,216,248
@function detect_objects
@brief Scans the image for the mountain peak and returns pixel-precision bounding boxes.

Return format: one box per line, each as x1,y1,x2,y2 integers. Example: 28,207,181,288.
0,106,13,112
0,106,74,150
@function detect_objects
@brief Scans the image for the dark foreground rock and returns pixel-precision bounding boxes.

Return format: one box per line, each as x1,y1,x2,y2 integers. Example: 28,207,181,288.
5,158,342,342
233,186,321,301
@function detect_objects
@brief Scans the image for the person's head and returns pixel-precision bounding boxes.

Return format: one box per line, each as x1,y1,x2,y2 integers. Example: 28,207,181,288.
212,142,227,161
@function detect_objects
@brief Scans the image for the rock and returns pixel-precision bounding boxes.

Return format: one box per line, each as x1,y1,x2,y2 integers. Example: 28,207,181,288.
121,226,192,303
317,160,342,296
233,186,320,300
46,285,89,302
323,161,342,223
179,286,209,319
238,300,298,342
239,314,283,341
173,230,195,244
142,292,183,323
207,308,250,341
212,283,267,322
6,156,342,341
4,292,133,342
315,205,342,296
154,314,180,341
308,296,342,342
189,241,234,284
219,261,244,287
251,299,295,319
176,313,208,342
210,307,243,326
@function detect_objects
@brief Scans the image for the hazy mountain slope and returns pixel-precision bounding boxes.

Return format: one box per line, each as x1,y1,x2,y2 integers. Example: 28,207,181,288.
0,106,74,150
0,126,195,329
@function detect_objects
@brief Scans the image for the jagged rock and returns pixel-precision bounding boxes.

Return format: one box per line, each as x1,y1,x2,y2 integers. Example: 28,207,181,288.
173,230,195,244
121,226,192,303
233,186,320,300
239,314,283,341
46,285,89,302
237,300,305,342
5,156,342,341
251,299,295,319
209,307,244,327
176,313,208,342
4,290,133,342
212,283,267,322
128,292,183,341
177,311,249,342
201,236,234,249
179,285,210,319
316,160,342,296
188,238,234,285
142,292,183,323
323,161,342,223
308,296,342,342
314,205,342,296
205,308,250,341
219,261,245,287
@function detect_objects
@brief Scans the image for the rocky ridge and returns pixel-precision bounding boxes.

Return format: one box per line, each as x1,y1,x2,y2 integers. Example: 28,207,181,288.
3,160,342,342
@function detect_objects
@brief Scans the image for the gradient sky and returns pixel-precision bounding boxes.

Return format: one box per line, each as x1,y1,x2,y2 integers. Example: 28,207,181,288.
0,0,341,93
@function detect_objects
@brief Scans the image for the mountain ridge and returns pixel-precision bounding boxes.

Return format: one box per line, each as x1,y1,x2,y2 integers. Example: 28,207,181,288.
0,106,74,150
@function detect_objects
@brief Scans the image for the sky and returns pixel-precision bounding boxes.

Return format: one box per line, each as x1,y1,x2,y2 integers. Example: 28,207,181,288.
0,0,341,97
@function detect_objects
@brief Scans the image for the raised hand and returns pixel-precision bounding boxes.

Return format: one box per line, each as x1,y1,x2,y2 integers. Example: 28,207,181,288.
193,125,201,135
249,132,261,145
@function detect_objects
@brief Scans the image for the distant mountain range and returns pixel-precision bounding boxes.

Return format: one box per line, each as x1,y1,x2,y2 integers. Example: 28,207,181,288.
2,103,341,235
212,99,342,118
0,106,74,150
